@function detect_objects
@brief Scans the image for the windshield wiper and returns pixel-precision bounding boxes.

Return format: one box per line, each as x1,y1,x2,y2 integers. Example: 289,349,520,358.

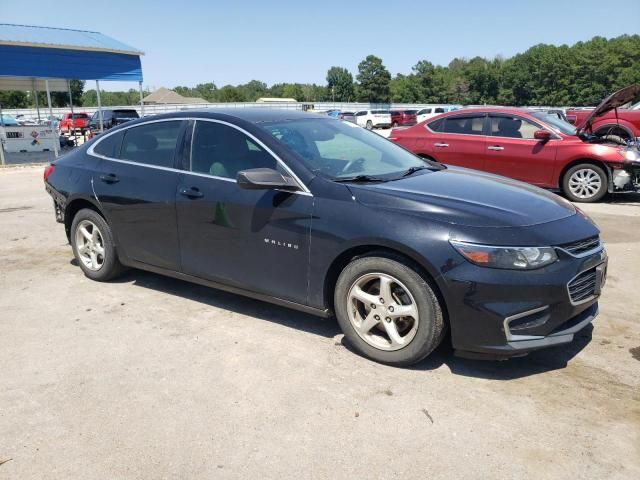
401,166,430,177
333,175,387,183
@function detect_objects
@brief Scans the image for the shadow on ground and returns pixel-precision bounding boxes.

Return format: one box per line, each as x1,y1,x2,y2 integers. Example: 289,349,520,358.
92,264,593,381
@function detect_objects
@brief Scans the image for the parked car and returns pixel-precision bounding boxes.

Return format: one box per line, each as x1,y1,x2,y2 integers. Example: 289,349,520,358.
565,84,640,143
0,114,18,126
325,109,341,118
88,109,140,132
59,112,90,133
354,110,392,129
416,105,461,124
390,110,418,127
390,100,640,203
338,111,356,123
45,109,607,365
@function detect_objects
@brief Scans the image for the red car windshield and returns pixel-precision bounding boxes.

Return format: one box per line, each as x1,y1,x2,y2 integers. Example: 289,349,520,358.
531,112,577,136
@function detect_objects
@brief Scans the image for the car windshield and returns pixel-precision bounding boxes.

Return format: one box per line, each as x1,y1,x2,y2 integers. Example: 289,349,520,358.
261,118,438,180
531,112,577,136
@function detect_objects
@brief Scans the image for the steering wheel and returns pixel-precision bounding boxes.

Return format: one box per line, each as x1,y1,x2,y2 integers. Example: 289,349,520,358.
340,157,365,174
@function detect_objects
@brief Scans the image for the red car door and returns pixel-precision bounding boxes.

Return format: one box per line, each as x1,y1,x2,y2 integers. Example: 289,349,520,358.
424,113,486,170
484,114,557,186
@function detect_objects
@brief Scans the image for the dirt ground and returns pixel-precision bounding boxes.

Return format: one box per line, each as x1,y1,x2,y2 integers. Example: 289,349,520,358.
0,166,638,479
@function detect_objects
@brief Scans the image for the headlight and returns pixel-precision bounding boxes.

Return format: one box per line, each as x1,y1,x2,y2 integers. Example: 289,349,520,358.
450,240,558,270
619,148,639,162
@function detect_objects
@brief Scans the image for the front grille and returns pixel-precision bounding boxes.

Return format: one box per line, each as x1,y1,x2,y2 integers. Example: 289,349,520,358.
560,236,600,256
568,268,598,304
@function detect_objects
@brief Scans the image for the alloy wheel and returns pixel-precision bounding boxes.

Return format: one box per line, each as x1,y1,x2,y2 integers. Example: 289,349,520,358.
74,219,106,271
346,272,419,351
568,168,602,199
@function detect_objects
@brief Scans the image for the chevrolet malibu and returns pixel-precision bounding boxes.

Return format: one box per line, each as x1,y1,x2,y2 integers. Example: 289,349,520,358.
44,110,607,366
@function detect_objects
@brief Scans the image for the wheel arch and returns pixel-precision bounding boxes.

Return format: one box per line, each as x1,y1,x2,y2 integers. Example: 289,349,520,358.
63,196,106,242
323,243,449,324
592,121,635,139
558,158,613,193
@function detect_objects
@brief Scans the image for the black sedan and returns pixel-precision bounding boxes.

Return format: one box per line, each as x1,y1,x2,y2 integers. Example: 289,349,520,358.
44,109,607,366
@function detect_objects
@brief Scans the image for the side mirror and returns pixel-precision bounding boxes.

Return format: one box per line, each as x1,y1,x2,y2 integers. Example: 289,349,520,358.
534,129,552,141
236,168,300,191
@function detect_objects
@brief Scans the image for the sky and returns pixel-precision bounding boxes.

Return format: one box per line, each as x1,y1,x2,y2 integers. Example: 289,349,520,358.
1,0,639,91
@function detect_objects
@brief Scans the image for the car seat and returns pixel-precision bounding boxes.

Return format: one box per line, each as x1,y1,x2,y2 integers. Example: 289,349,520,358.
497,117,522,138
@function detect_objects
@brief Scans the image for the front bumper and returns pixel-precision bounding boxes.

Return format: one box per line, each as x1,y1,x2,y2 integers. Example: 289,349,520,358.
442,245,607,358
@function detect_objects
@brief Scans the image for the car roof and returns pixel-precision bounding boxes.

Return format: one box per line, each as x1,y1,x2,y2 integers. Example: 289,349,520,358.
140,108,325,124
445,106,534,115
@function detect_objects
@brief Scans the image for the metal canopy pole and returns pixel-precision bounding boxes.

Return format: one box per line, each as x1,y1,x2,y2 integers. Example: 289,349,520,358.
139,81,145,117
45,79,59,158
34,78,41,121
0,101,6,166
67,80,77,146
96,80,104,133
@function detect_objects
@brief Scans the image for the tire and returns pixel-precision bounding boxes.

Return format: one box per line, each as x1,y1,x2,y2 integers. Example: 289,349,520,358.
392,121,399,128
70,208,124,281
562,163,608,203
366,120,373,130
334,255,445,366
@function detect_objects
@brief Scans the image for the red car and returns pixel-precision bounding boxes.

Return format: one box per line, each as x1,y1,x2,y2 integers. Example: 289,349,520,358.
391,110,418,128
59,112,89,133
566,84,640,142
389,92,640,202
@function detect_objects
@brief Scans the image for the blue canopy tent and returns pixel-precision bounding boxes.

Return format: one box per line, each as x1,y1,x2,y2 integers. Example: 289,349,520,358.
0,23,144,162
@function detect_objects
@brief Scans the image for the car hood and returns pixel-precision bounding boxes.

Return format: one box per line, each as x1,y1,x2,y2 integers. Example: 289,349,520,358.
576,84,640,134
348,167,576,228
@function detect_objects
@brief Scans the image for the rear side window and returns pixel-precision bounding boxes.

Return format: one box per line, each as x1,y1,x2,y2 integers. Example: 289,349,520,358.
190,121,277,179
120,121,183,168
435,108,445,113
114,110,139,118
93,130,124,158
442,115,485,135
427,118,444,132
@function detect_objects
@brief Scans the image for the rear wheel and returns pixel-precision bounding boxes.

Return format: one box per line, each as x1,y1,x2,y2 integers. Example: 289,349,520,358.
334,256,445,366
562,163,608,203
366,120,373,130
71,209,123,281
392,121,399,128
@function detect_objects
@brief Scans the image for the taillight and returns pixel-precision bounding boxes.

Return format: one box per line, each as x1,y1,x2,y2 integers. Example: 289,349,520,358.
43,164,55,182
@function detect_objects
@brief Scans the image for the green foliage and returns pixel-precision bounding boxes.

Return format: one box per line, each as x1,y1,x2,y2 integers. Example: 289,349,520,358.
326,66,355,102
356,55,391,103
0,36,638,109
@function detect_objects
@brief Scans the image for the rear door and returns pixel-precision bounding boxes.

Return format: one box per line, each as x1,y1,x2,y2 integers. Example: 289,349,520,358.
175,119,313,304
91,120,187,270
425,113,487,170
484,114,557,186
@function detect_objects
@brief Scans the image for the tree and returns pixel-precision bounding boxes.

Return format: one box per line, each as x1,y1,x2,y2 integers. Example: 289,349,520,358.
326,66,354,102
50,80,85,107
0,91,29,108
356,55,391,103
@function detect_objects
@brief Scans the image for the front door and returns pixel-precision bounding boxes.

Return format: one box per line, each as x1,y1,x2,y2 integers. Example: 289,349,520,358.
484,114,558,186
175,119,313,304
91,120,186,270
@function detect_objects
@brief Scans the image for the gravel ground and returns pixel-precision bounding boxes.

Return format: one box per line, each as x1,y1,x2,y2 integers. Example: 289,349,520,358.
0,166,638,479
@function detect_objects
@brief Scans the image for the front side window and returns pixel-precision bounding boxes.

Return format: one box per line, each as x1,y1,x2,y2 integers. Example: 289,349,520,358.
190,121,277,179
441,115,485,135
434,107,445,113
490,115,541,139
261,118,437,180
119,120,182,168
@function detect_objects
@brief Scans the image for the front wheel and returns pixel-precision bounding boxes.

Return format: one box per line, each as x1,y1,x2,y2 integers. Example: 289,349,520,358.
366,120,373,130
334,256,445,366
562,163,608,203
71,208,124,281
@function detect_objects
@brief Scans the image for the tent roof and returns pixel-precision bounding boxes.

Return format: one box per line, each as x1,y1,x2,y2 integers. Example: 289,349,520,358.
0,24,143,82
0,24,143,55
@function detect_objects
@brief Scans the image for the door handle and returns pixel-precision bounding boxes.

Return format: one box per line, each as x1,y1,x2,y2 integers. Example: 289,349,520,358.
487,146,504,151
99,173,119,183
179,187,204,199
433,142,449,148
